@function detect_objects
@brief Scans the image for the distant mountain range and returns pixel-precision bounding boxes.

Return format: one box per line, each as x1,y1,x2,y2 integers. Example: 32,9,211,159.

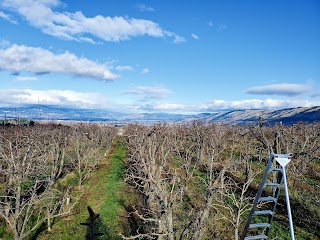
0,105,319,124
185,106,320,124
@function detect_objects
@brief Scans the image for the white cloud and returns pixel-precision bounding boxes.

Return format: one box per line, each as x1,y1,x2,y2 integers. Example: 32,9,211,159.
0,38,11,48
138,98,320,113
141,68,150,74
15,76,38,81
136,4,154,12
1,88,319,113
191,33,199,40
79,37,97,44
172,35,186,44
0,44,118,80
0,10,17,24
115,65,134,71
1,0,183,43
144,103,188,112
124,86,171,100
0,89,110,108
201,99,319,111
246,83,311,96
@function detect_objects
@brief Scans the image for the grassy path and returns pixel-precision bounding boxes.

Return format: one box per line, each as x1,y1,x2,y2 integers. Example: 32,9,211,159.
98,140,127,239
37,138,132,240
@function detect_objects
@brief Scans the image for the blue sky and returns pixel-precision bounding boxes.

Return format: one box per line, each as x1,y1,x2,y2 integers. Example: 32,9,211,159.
0,0,319,113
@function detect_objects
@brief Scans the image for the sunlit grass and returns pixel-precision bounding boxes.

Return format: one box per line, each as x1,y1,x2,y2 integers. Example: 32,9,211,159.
36,139,129,240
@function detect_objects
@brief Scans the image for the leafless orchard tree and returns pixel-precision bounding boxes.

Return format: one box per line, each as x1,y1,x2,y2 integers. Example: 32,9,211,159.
121,121,320,239
123,123,183,240
47,126,70,187
213,127,260,240
123,123,242,239
0,123,117,239
0,125,63,239
67,124,116,190
247,121,320,236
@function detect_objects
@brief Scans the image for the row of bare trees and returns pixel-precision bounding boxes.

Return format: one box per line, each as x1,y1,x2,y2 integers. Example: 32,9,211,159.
0,123,117,240
122,121,320,239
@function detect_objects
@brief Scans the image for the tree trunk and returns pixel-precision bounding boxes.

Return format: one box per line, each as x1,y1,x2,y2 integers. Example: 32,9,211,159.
14,183,21,240
234,226,239,240
47,208,52,232
166,208,174,240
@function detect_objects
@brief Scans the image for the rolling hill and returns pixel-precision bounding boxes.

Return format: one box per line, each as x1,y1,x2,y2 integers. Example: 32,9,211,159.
0,105,319,124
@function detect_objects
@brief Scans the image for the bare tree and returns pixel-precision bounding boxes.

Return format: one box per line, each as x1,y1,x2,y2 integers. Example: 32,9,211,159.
0,123,117,239
124,124,183,239
66,124,116,190
0,126,57,239
121,121,320,239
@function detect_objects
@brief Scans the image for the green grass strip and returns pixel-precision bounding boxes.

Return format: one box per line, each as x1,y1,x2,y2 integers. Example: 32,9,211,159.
36,139,128,240
98,140,126,239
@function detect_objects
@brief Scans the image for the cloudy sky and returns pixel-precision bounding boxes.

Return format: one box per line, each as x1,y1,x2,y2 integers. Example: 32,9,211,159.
0,0,319,113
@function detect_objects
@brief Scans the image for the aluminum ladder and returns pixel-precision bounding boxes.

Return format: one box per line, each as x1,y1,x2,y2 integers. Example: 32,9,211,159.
240,154,295,240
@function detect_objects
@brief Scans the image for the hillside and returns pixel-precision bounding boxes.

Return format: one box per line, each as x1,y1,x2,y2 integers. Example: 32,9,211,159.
187,106,320,124
0,105,319,124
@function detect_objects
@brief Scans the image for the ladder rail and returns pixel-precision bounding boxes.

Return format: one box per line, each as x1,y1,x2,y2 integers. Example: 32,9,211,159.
282,166,295,240
240,155,274,240
241,153,295,240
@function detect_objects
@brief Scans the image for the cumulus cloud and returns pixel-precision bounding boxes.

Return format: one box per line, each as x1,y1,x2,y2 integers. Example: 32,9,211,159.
136,4,154,12
0,10,17,24
137,98,320,113
1,88,319,112
124,86,171,100
191,33,199,40
0,38,11,48
200,99,318,111
0,44,118,80
1,0,183,43
0,89,110,108
246,83,311,97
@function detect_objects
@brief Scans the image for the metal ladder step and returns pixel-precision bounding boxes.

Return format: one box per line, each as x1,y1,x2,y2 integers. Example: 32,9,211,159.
249,223,271,229
264,182,281,188
244,234,268,240
241,154,294,240
253,210,274,216
258,196,277,202
268,167,282,172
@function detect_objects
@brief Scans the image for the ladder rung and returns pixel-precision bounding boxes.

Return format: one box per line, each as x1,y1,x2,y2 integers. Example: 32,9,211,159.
258,196,277,202
264,182,281,187
244,234,268,240
253,210,274,216
268,167,282,172
249,223,271,229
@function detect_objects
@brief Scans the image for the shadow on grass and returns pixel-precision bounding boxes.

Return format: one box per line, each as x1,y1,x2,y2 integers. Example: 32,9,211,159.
81,206,111,240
